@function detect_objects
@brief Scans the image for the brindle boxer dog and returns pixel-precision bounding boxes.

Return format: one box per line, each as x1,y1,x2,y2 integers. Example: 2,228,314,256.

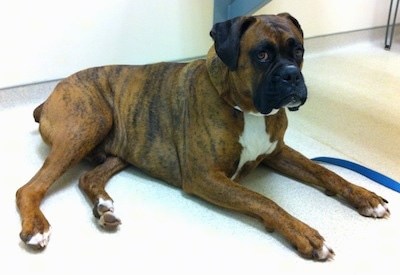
16,13,389,260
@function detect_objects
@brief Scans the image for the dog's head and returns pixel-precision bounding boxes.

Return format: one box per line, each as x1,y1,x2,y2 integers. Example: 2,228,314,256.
207,13,307,115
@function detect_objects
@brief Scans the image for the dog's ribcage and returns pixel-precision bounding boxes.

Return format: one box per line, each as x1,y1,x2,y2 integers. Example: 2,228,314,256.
231,113,278,179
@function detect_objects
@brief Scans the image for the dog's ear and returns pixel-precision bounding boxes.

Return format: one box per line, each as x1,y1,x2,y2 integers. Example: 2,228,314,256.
210,16,256,71
277,13,304,38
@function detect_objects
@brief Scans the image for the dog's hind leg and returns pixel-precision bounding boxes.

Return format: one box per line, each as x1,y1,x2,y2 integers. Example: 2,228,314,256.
79,156,128,229
16,142,97,249
16,88,114,248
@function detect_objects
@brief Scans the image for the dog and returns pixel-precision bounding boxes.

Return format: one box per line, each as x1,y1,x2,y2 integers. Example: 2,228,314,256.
16,13,389,260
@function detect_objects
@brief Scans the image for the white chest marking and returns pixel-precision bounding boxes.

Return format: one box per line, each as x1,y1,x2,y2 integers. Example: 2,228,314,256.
231,113,278,180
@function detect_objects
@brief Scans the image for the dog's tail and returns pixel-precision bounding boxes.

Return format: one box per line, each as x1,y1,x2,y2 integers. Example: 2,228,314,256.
33,103,44,123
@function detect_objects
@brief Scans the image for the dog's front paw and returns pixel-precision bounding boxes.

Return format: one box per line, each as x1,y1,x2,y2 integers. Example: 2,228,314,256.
280,220,334,261
93,198,121,229
358,199,390,218
312,242,334,260
295,237,334,261
352,189,390,218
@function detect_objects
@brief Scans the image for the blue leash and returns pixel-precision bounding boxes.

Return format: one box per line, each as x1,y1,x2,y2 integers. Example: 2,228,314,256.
312,157,400,193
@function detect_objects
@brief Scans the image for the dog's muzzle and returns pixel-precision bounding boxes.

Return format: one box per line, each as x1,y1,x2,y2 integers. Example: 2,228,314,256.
254,64,307,115
277,64,307,110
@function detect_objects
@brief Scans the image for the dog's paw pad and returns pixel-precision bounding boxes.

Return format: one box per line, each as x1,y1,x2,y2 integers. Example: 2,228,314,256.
359,203,390,218
312,242,334,261
98,211,121,229
25,227,52,249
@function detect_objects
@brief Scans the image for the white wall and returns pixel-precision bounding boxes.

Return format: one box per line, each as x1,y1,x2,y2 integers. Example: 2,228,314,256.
0,0,397,88
0,0,214,88
256,0,397,38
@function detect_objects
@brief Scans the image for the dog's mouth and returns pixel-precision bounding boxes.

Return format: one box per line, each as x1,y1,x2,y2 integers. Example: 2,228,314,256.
253,95,306,115
277,95,305,111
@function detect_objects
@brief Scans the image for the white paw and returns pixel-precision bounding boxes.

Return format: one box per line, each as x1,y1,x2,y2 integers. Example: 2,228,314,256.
95,198,121,229
97,198,114,214
313,242,335,261
360,203,390,218
27,227,52,248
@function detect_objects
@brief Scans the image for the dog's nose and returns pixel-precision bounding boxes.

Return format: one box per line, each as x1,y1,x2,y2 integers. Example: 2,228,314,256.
280,65,301,85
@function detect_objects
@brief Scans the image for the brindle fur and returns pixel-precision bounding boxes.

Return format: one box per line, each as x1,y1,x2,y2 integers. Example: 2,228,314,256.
16,14,389,260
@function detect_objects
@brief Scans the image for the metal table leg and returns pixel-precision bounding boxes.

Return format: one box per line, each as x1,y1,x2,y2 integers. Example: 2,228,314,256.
385,0,400,50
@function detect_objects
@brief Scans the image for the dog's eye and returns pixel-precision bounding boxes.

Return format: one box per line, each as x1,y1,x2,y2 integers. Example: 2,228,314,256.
294,49,303,58
257,51,269,62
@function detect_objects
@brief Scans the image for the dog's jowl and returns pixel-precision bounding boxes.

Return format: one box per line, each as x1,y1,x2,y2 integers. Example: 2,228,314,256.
16,13,389,260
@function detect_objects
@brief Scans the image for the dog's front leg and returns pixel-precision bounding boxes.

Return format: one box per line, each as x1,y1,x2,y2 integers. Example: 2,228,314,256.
183,171,334,260
263,145,390,218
